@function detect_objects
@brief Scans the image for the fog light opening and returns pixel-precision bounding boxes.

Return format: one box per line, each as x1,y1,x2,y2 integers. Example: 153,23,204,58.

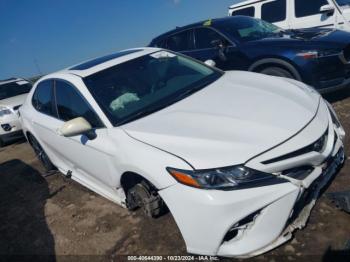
1,124,12,132
222,210,261,243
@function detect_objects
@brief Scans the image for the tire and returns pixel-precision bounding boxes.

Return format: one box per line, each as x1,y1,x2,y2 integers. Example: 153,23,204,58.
28,135,56,172
0,138,4,148
259,66,295,79
126,181,165,218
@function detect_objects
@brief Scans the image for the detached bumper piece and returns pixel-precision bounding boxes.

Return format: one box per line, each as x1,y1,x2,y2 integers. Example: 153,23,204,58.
327,191,350,214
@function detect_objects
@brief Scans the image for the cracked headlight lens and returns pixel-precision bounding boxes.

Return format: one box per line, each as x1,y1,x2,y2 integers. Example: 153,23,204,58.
167,166,286,190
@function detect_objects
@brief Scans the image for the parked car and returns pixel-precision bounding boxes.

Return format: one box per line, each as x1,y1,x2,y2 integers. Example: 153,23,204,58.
149,16,350,93
20,48,345,257
228,0,350,31
0,78,32,146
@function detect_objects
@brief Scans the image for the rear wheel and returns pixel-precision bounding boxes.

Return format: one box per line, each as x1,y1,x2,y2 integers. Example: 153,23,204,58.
28,135,56,172
126,181,165,218
259,66,295,79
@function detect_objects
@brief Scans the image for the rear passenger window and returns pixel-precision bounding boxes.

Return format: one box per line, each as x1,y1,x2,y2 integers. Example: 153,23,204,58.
231,7,255,17
261,0,286,23
166,30,193,51
32,80,55,116
195,28,230,49
295,0,328,18
55,80,104,128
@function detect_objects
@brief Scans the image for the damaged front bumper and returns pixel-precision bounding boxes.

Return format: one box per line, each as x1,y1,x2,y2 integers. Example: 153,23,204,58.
240,146,345,258
159,146,345,258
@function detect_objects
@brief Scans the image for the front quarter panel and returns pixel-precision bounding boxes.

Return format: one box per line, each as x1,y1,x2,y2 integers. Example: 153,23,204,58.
108,128,191,190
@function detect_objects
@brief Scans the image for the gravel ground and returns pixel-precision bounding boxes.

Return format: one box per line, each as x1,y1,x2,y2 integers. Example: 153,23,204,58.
1,89,350,261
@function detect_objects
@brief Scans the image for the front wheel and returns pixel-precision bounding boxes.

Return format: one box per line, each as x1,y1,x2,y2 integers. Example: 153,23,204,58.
28,135,56,172
259,67,295,79
126,181,166,218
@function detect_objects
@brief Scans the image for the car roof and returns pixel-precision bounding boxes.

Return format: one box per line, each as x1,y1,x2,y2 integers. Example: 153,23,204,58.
150,16,241,44
53,47,161,79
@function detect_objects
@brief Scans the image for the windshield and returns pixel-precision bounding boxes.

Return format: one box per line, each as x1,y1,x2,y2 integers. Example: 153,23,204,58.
83,51,223,126
0,81,32,100
336,0,350,7
217,16,282,42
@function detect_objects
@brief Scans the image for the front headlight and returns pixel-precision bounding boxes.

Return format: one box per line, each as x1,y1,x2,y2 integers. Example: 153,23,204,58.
296,49,341,60
167,166,286,190
0,106,13,117
318,49,341,58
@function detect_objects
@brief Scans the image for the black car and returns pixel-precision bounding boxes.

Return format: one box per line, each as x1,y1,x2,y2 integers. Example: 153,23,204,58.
149,16,350,93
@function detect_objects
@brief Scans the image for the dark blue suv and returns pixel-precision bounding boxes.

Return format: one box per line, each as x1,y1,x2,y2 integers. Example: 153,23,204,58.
149,16,350,93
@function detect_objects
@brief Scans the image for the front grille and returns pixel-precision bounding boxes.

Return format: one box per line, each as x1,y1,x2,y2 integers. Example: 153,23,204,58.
262,129,328,165
282,166,314,180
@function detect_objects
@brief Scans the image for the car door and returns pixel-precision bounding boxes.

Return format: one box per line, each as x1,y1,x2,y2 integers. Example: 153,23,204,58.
31,79,64,167
191,27,248,71
291,0,335,29
49,79,121,189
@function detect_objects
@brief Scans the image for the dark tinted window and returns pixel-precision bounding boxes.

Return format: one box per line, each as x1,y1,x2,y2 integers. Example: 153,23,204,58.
55,80,103,128
216,16,281,42
83,51,221,126
195,28,229,49
231,7,255,17
261,0,286,23
0,81,32,100
295,0,328,18
32,80,54,116
166,30,193,51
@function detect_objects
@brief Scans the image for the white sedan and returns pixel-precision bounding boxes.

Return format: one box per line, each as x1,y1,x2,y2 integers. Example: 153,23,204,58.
0,78,32,146
20,48,345,258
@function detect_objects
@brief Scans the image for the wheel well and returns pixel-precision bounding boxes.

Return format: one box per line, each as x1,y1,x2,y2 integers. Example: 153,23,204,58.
253,63,293,75
249,58,302,81
120,172,157,194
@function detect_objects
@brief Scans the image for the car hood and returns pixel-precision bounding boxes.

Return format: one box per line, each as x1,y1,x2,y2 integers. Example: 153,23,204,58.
249,29,350,48
0,93,28,109
122,71,321,170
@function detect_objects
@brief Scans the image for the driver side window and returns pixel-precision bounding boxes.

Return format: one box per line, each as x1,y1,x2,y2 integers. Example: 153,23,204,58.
54,80,104,128
194,28,230,49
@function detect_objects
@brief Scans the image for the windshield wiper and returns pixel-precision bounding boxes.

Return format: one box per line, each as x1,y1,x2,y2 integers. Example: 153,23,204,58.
117,106,166,126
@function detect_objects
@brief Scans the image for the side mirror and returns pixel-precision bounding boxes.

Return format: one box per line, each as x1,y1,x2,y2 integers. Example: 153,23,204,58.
58,117,92,137
210,39,228,62
211,39,224,50
205,60,216,67
320,4,335,14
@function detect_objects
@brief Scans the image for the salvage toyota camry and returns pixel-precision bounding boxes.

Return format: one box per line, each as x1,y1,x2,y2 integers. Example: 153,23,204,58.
20,48,345,257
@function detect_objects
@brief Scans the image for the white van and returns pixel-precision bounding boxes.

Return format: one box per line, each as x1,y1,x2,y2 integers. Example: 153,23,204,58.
228,0,350,31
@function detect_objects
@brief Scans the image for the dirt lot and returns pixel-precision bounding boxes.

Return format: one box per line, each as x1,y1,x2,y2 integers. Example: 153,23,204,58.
1,90,350,261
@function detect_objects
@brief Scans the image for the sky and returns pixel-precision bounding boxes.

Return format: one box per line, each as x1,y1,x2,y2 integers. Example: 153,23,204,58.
0,0,241,79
